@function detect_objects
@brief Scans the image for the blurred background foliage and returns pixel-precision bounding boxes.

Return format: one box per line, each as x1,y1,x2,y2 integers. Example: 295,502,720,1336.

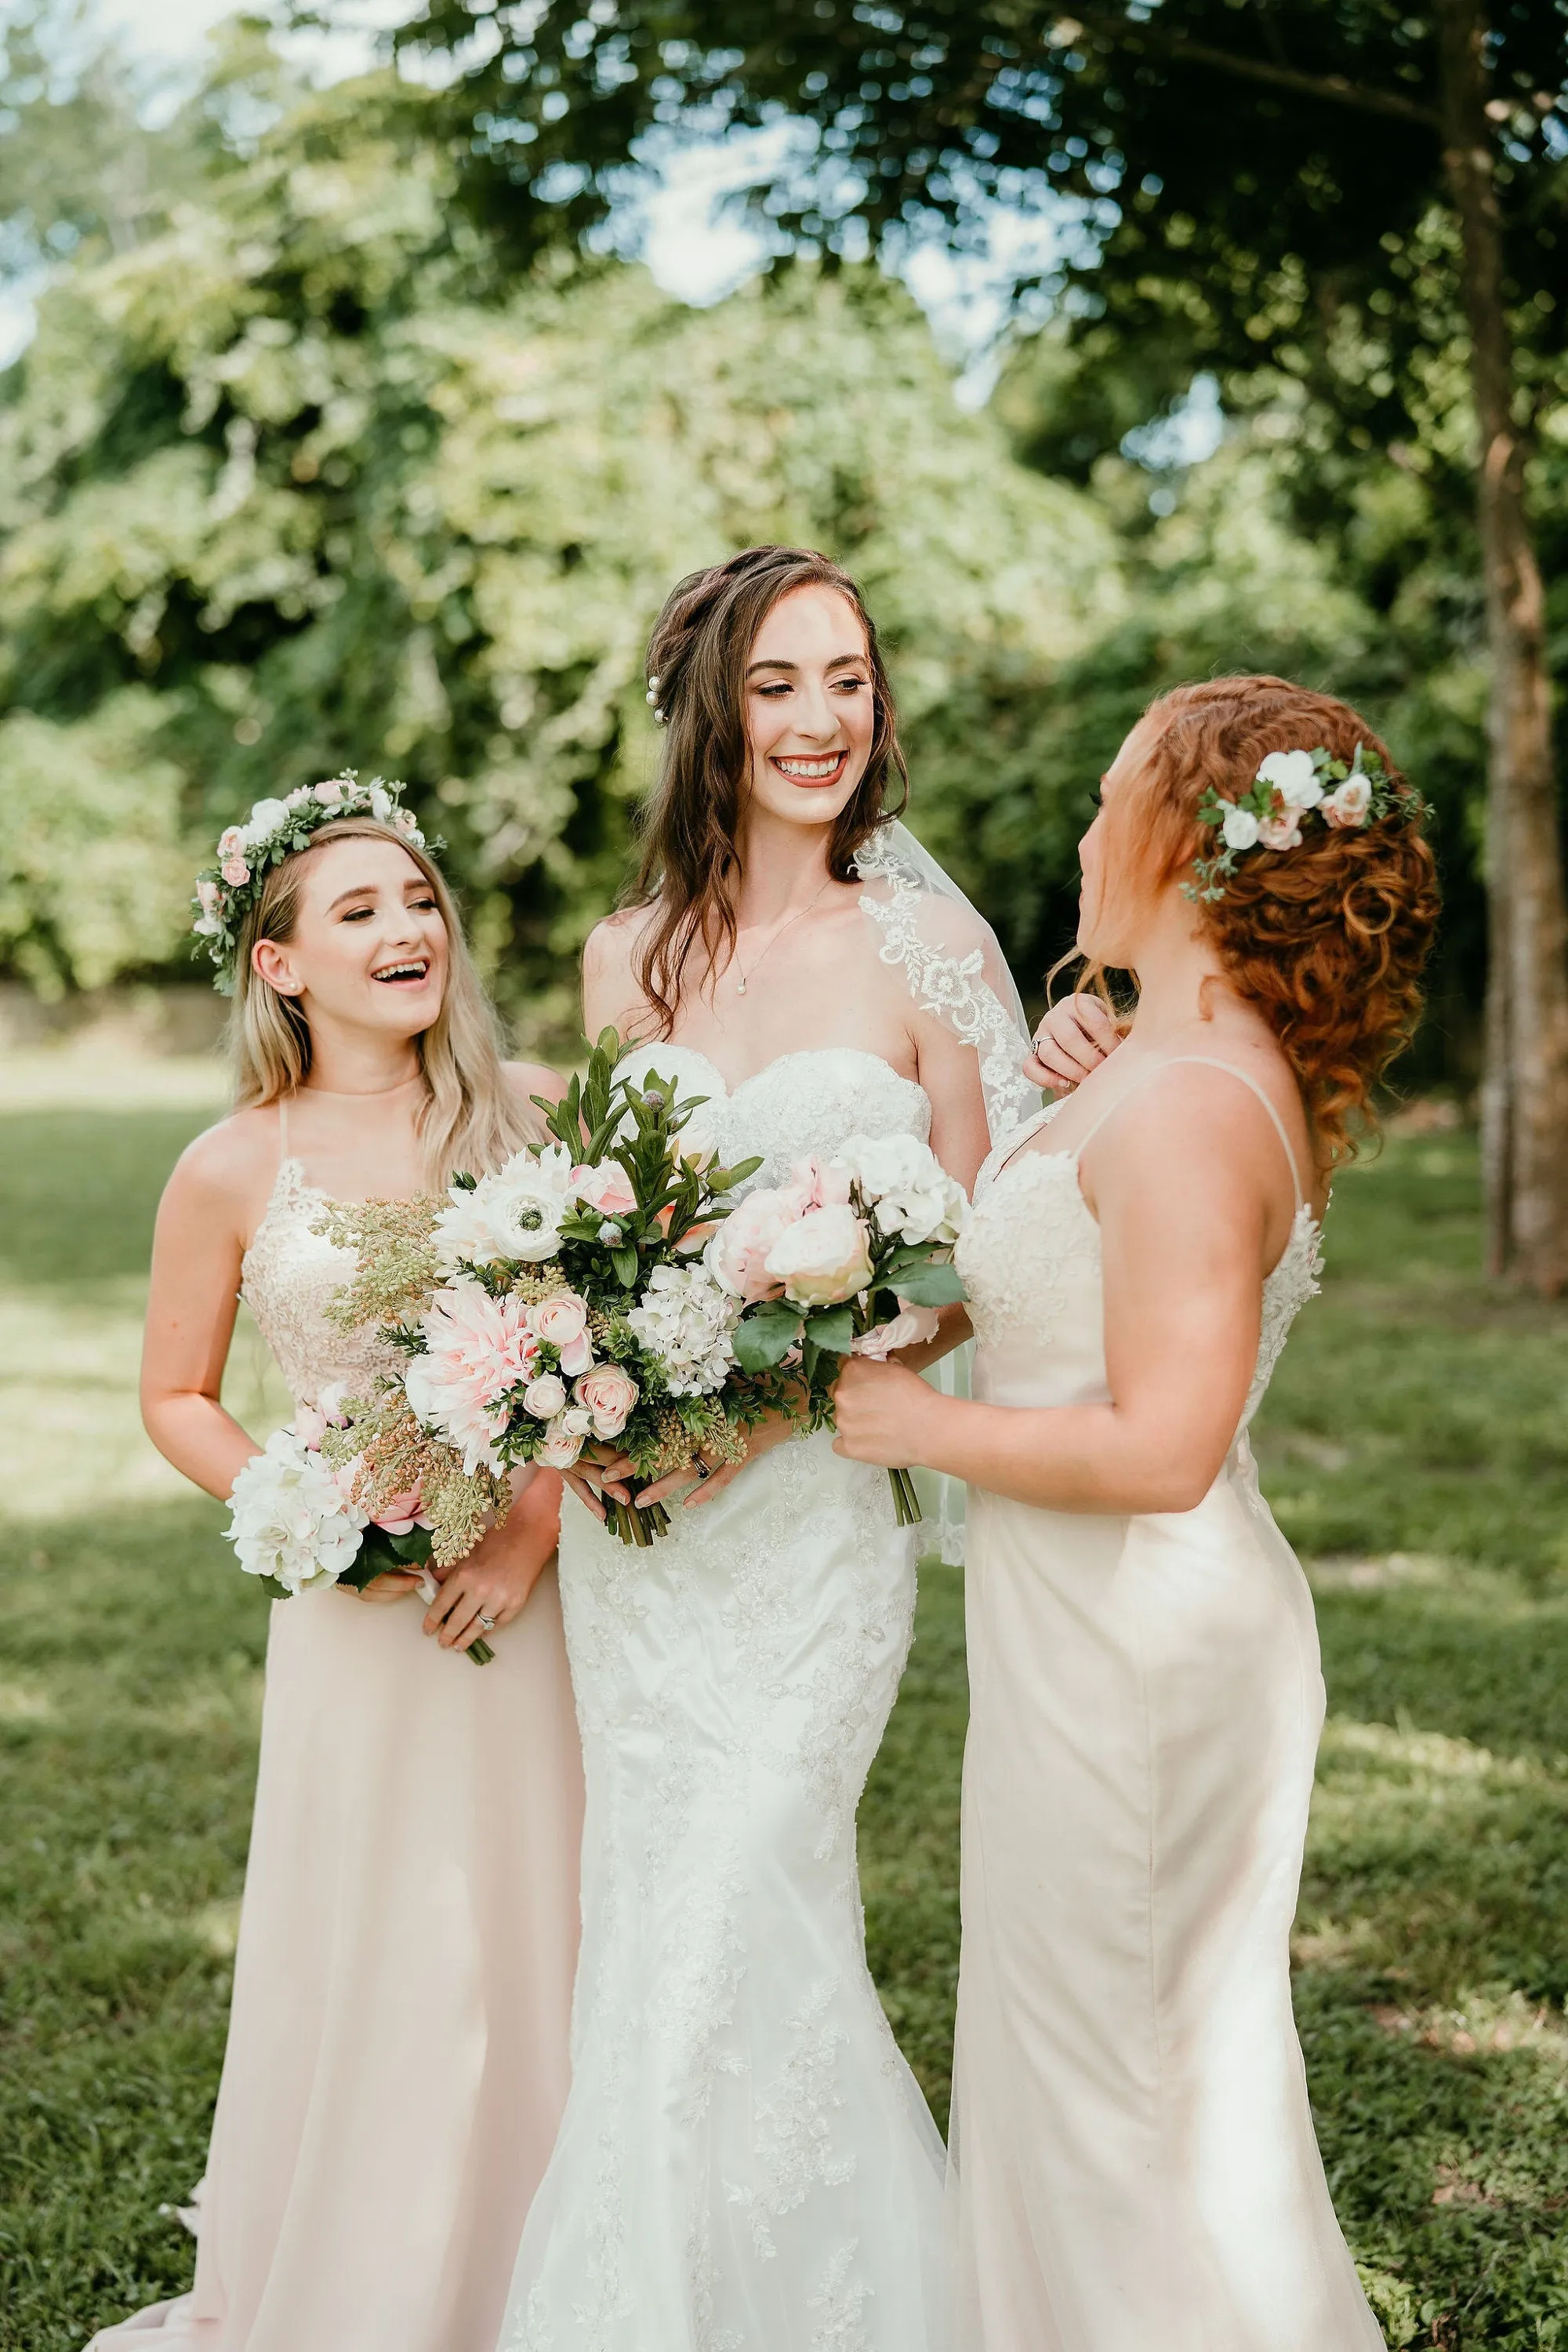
1,16,1559,1065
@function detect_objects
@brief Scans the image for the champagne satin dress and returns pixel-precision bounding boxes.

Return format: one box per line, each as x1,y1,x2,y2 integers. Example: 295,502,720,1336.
949,1059,1383,2352
89,1117,584,2352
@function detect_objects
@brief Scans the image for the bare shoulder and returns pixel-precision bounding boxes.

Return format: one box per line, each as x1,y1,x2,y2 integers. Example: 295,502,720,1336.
162,1105,278,1231
583,904,657,1036
1085,1049,1310,1218
503,1058,564,1118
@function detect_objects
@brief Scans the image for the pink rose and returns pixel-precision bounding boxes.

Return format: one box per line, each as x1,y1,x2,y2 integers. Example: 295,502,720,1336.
522,1371,568,1421
1256,811,1302,851
706,1182,811,1302
573,1161,638,1218
789,1153,854,1210
575,1363,639,1440
851,1301,942,1360
196,878,223,917
218,826,245,858
372,1485,430,1535
314,779,344,806
528,1292,590,1349
1323,776,1372,829
394,807,419,836
764,1203,874,1308
221,856,250,886
537,1415,586,1469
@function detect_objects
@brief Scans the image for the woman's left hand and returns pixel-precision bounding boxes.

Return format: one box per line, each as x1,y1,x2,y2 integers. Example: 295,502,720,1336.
831,1357,936,1469
423,1470,563,1652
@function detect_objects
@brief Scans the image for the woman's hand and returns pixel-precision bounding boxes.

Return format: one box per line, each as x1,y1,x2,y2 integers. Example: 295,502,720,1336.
831,1356,940,1470
351,1570,425,1606
1025,993,1123,1094
572,1410,800,1519
422,1471,564,1652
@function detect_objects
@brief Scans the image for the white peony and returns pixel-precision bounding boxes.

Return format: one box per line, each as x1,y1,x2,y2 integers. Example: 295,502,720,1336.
764,1203,874,1308
1257,750,1323,810
1220,803,1261,851
626,1261,739,1398
226,1428,366,1595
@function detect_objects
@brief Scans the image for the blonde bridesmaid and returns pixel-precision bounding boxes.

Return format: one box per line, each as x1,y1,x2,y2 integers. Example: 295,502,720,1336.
90,782,583,2352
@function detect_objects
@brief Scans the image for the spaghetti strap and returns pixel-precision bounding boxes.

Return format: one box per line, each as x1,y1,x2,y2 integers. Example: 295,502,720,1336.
1070,1054,1305,1210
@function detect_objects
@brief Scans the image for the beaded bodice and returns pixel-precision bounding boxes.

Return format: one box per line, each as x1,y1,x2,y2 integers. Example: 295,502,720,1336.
240,1158,406,1410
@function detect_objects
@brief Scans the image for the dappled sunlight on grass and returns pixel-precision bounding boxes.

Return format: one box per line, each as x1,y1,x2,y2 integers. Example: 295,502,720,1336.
5,1110,1568,2345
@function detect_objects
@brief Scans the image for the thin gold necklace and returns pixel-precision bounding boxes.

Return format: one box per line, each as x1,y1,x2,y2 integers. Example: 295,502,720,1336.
731,875,835,996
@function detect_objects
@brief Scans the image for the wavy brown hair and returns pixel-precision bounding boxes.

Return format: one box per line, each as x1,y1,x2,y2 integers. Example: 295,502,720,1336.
1118,675,1440,1163
629,546,909,1033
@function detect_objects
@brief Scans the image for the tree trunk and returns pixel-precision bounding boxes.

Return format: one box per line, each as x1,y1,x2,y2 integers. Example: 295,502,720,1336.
1437,0,1568,1290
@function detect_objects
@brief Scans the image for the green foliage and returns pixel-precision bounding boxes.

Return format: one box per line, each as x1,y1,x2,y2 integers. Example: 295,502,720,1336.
0,53,1118,1036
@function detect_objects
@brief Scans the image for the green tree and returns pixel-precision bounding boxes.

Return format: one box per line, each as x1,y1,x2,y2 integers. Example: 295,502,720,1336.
402,0,1568,1283
0,49,1120,1036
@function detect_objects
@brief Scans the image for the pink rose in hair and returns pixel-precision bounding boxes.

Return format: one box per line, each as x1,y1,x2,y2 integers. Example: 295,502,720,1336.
1323,777,1373,829
314,778,344,806
218,826,245,858
221,856,250,886
574,1363,639,1440
1256,810,1302,852
196,879,223,917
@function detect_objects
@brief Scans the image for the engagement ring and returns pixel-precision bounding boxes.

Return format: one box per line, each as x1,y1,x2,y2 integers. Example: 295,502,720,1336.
478,1613,496,1632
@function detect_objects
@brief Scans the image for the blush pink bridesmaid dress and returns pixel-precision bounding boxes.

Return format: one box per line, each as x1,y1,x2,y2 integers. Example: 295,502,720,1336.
89,1112,584,2352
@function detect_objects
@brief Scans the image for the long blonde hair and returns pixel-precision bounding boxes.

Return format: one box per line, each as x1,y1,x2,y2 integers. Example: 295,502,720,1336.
230,817,544,1185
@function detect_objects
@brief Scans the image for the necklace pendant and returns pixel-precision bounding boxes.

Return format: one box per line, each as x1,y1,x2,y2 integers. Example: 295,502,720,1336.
736,975,747,996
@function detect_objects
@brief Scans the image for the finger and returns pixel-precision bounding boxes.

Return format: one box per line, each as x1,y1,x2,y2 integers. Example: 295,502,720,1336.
357,1570,421,1604
423,1577,466,1635
637,1466,700,1508
1075,993,1123,1046
684,1460,741,1510
1033,1015,1101,1080
563,1472,607,1521
440,1592,486,1650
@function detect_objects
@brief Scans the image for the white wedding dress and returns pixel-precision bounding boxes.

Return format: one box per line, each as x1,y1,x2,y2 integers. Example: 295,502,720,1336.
500,1043,956,2352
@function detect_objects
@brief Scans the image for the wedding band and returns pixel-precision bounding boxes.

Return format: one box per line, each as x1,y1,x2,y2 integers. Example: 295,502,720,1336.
478,1613,496,1632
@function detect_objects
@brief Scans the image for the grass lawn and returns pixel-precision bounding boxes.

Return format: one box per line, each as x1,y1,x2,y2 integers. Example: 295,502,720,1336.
4,1103,1568,2348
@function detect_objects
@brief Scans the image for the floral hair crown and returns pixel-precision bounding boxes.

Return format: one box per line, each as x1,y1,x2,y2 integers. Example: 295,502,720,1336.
1186,745,1421,904
192,773,428,993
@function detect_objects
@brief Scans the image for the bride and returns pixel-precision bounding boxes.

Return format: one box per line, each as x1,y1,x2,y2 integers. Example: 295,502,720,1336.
496,545,1032,2351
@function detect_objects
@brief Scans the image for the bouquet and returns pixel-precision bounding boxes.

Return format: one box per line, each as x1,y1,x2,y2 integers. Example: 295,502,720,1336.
223,1384,498,1664
716,1132,969,1528
310,1033,768,1548
296,1033,968,1549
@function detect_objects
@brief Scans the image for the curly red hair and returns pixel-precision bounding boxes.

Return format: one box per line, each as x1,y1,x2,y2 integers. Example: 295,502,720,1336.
1128,675,1440,1163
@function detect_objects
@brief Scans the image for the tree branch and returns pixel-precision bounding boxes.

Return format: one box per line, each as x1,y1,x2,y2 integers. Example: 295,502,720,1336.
1056,13,1443,132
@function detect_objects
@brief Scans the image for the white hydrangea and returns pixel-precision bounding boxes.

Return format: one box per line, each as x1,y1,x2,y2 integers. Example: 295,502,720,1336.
626,1261,739,1398
226,1427,366,1595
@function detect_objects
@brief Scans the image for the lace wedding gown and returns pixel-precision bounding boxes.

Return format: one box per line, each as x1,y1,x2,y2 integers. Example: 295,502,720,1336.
948,1059,1383,2352
90,1120,584,2352
498,1046,952,2352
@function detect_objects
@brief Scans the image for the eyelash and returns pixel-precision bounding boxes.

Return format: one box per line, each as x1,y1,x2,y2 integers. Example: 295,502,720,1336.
756,677,868,699
342,896,438,922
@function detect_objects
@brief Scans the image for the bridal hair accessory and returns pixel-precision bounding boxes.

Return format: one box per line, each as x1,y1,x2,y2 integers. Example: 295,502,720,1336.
1187,745,1420,903
191,773,427,993
645,672,668,724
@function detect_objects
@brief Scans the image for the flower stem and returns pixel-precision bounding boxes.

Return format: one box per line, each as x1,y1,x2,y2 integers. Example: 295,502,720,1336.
888,1467,922,1528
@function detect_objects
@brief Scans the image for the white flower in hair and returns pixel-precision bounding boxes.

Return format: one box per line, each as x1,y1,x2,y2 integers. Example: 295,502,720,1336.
1221,804,1261,851
1258,750,1323,810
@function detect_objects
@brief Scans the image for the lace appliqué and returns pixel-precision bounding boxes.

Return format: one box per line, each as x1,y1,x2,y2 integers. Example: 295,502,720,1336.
240,1159,405,1408
1241,1203,1323,1428
956,1151,1101,1352
855,833,1036,1147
